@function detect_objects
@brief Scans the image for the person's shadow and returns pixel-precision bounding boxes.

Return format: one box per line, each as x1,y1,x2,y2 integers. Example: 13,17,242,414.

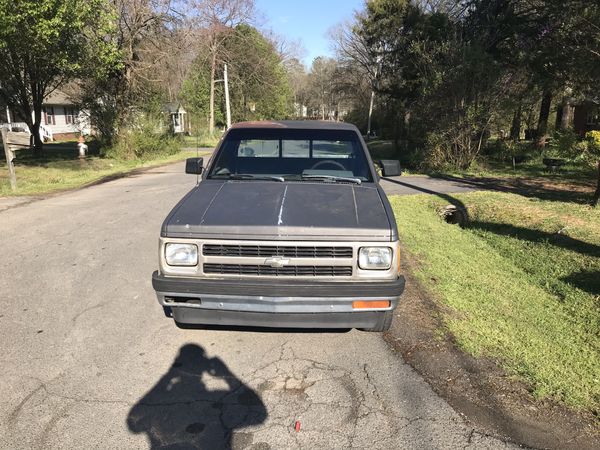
127,344,267,449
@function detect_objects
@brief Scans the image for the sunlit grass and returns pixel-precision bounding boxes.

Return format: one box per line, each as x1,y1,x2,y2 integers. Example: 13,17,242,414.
0,149,209,197
391,191,600,413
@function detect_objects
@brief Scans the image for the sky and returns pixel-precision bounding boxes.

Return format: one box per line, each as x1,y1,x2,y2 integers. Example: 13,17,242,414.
255,0,365,68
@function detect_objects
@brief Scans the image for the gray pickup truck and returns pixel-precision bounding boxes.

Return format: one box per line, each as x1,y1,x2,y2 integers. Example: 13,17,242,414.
151,121,405,331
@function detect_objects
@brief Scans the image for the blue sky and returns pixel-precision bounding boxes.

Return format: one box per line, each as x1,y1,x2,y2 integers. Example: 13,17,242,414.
256,0,365,68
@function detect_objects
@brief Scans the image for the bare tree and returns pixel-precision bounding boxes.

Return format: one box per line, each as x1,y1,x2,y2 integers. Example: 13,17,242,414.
186,0,256,134
77,0,192,143
306,57,338,120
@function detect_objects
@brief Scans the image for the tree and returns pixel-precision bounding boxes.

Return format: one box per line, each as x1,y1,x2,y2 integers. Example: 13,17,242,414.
329,19,379,130
283,58,309,117
306,57,338,120
78,0,186,145
223,24,291,121
186,0,256,135
583,131,600,207
181,49,224,127
181,24,291,126
0,0,119,152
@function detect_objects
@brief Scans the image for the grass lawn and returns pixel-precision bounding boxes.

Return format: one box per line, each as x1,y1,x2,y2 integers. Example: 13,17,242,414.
1,142,211,197
435,158,597,182
182,132,222,149
390,190,600,414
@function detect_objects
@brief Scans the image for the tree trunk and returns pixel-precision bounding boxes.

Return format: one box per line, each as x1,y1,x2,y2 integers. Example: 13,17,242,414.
209,48,217,136
554,103,562,130
30,87,44,155
510,104,522,141
592,160,600,207
560,102,573,130
536,90,552,147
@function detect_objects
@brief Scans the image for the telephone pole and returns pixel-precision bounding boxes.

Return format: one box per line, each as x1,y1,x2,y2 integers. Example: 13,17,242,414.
224,64,231,129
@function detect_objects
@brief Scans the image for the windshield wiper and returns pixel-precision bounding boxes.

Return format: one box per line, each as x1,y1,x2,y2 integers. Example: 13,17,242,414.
300,174,362,185
228,173,285,182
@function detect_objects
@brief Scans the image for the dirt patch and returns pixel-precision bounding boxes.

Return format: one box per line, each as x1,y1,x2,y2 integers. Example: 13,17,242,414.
385,250,600,450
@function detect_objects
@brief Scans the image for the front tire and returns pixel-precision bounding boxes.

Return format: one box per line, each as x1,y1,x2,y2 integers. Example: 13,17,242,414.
361,311,393,332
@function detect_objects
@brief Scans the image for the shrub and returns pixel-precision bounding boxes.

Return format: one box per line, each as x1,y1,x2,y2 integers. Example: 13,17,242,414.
545,129,579,158
105,115,180,160
585,130,600,154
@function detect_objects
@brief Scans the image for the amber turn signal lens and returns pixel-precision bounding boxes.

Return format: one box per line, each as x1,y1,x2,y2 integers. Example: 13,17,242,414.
352,300,391,309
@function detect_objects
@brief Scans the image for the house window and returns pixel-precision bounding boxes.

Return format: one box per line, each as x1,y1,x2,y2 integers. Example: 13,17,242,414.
44,106,56,125
65,107,77,124
586,109,600,126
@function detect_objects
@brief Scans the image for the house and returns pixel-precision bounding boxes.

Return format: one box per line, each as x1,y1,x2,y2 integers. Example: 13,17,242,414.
0,88,91,142
163,103,189,134
40,89,91,140
573,100,599,137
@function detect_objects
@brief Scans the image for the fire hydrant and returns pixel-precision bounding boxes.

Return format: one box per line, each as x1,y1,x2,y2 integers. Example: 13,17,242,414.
77,135,88,158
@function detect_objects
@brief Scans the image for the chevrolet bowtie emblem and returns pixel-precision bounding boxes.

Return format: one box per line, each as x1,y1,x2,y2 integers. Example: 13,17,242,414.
264,256,290,268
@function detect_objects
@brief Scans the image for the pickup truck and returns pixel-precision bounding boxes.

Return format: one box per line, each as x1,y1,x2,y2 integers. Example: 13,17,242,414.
151,121,405,331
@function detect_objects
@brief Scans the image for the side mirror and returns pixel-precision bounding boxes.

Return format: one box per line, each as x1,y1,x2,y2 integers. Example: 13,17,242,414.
379,160,401,177
185,157,204,175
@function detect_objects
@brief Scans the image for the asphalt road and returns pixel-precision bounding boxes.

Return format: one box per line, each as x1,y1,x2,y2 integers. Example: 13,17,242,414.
0,163,509,450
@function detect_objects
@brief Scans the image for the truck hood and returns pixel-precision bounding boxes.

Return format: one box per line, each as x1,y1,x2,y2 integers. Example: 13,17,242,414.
162,180,393,241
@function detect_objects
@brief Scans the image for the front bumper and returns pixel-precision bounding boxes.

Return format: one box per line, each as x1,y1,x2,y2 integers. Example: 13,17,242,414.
151,271,405,328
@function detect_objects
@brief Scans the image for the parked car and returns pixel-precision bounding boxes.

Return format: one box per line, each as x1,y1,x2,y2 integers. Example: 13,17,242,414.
151,121,405,331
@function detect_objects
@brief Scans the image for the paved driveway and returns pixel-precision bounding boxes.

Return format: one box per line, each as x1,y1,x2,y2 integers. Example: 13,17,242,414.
379,175,481,197
0,163,506,449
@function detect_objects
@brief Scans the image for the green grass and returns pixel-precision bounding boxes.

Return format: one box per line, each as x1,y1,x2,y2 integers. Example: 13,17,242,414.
390,191,600,414
437,158,596,182
182,131,222,149
1,146,210,197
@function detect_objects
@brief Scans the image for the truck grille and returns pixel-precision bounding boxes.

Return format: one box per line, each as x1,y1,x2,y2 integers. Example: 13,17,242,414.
203,264,353,277
203,244,353,258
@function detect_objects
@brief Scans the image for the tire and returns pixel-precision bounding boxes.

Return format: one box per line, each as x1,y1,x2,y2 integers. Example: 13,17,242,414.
361,310,393,332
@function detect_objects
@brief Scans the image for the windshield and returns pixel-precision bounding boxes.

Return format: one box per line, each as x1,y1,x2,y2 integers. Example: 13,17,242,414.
208,128,373,182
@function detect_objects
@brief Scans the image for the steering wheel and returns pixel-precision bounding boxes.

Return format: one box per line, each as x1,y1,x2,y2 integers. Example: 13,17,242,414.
309,160,346,170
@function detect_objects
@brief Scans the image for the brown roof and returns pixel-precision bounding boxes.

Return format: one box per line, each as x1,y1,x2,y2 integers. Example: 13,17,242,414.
231,120,357,130
44,89,75,105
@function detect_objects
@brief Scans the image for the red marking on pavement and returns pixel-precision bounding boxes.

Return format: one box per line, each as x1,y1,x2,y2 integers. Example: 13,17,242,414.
294,421,301,432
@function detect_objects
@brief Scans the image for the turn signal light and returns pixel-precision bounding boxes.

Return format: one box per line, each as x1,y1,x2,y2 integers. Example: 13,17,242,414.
352,300,391,309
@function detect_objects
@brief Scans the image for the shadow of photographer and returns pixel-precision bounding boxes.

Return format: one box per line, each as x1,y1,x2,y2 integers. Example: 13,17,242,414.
127,344,267,449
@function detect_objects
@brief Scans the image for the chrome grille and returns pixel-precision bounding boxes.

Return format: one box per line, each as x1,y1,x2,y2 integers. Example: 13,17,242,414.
203,264,353,277
203,244,353,258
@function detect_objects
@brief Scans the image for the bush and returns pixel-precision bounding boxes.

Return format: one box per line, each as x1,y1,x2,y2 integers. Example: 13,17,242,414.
484,139,535,164
424,125,483,171
545,129,579,158
105,115,180,160
585,130,600,154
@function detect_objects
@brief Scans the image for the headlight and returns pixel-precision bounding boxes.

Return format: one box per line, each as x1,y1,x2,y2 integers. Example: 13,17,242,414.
358,247,392,270
165,243,198,266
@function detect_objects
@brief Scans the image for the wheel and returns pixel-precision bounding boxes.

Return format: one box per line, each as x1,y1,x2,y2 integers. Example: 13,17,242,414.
361,311,393,332
309,160,346,170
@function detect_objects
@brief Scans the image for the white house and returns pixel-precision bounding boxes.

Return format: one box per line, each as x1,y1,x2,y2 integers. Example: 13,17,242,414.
39,89,91,140
1,88,91,142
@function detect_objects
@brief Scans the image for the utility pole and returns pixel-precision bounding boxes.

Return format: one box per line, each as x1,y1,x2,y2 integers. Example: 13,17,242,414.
367,57,381,138
6,106,12,131
367,90,375,137
224,64,231,129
